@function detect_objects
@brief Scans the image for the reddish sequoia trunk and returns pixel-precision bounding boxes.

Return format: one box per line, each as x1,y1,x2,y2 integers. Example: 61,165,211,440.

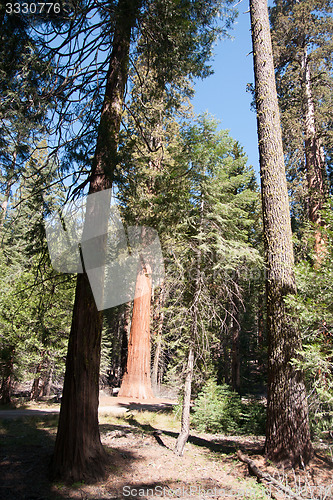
250,0,312,466
50,0,141,482
118,263,154,399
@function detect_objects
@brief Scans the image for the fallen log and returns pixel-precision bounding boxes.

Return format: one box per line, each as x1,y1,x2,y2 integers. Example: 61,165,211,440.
237,450,309,500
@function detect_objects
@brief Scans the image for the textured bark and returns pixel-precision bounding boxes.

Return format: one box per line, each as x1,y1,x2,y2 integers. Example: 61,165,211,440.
174,347,194,456
118,262,154,399
250,0,312,466
50,0,141,482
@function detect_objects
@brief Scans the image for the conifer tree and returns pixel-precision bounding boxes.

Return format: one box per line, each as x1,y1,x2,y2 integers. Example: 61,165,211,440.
44,0,236,482
270,0,333,259
250,0,312,465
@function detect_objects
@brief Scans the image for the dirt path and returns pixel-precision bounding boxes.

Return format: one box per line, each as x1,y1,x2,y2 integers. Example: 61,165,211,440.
0,393,176,419
1,395,332,499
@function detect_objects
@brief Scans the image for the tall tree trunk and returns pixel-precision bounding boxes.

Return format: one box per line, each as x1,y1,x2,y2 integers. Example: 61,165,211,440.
174,199,203,456
152,285,165,394
301,46,327,260
231,303,241,394
118,261,154,399
50,0,141,482
250,0,312,466
231,274,241,393
174,346,194,456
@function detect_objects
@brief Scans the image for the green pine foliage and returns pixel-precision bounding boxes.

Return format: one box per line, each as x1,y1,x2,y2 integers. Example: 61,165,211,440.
285,199,333,437
191,379,266,435
192,379,243,434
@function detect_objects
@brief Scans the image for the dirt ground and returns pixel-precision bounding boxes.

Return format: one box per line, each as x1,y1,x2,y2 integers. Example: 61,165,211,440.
0,395,332,500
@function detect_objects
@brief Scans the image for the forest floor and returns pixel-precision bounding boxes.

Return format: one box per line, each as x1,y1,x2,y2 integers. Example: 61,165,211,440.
0,394,332,500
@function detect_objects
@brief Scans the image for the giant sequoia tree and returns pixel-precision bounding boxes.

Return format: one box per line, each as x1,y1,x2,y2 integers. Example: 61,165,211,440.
250,0,313,465
50,0,141,481
46,0,235,482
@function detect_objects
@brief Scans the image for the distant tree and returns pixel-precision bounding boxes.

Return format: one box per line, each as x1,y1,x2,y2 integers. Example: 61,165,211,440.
250,0,313,465
0,145,74,405
167,116,261,455
270,0,333,260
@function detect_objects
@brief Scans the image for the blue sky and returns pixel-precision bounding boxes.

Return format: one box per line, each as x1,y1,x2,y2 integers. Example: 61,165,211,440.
191,6,259,177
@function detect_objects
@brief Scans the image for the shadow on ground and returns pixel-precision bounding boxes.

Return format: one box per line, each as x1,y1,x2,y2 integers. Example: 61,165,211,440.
122,414,264,455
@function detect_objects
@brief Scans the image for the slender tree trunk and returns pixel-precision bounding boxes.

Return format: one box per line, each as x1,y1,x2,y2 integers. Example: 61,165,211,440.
174,199,203,456
301,46,327,260
152,285,165,394
31,361,43,400
231,304,241,393
118,262,154,399
50,0,141,482
174,346,194,456
42,360,54,397
250,0,312,466
119,303,130,382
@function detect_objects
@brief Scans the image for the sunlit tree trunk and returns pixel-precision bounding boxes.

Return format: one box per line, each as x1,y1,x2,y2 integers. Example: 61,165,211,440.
118,262,154,399
250,0,312,466
301,46,327,261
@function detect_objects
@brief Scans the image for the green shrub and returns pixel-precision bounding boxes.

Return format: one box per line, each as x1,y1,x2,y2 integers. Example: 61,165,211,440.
192,379,243,434
240,399,266,435
191,380,267,435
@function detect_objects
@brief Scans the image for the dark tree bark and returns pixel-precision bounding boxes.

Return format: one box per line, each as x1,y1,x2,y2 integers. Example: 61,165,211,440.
250,0,313,466
118,302,130,383
50,0,141,482
118,262,154,400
